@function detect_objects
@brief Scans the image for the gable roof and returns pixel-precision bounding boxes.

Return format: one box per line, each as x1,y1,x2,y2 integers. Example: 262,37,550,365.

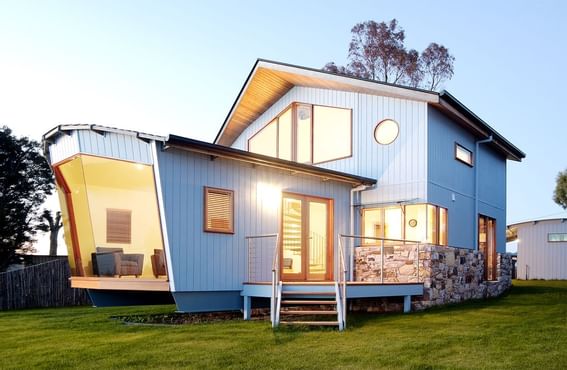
215,59,525,162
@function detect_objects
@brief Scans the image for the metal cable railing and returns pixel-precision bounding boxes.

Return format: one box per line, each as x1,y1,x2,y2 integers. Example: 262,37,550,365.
245,233,279,327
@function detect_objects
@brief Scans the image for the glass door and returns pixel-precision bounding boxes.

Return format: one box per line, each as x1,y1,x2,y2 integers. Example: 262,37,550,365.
281,194,332,281
479,215,497,281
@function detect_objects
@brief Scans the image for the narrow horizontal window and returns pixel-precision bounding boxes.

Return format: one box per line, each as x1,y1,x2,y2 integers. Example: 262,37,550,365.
548,233,567,242
204,187,234,234
106,209,132,244
455,143,473,166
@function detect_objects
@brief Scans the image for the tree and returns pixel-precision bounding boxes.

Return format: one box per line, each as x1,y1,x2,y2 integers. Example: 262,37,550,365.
0,126,54,270
553,169,567,209
37,209,63,256
322,19,455,91
421,43,455,90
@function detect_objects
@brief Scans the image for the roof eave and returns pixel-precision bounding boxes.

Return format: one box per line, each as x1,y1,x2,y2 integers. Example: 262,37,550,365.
437,91,526,162
168,134,376,187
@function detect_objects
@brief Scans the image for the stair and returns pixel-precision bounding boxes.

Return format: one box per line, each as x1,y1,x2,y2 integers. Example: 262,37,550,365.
276,282,343,329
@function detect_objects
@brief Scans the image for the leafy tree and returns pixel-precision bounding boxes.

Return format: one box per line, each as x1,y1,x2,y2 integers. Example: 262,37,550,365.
323,19,455,91
553,169,567,209
0,126,54,270
37,209,63,256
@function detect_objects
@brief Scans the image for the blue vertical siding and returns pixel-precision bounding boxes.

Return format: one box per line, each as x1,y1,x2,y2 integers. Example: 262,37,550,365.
427,107,507,251
157,146,353,293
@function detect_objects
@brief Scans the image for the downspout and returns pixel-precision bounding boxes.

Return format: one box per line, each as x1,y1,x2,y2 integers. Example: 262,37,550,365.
349,184,371,280
473,135,493,250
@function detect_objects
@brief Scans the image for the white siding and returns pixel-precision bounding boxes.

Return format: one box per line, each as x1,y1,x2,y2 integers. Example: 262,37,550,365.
516,220,567,279
232,86,428,205
77,130,153,164
47,130,154,165
48,131,80,164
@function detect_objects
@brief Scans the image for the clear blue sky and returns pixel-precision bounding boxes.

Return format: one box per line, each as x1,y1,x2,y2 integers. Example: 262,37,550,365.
1,0,566,233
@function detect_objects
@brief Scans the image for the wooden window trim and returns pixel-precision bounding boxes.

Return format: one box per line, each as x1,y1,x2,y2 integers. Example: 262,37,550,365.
106,208,132,244
204,186,234,234
455,142,474,167
247,102,353,165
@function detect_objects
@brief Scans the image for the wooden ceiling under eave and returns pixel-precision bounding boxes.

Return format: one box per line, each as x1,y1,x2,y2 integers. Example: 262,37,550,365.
218,63,439,147
219,68,294,146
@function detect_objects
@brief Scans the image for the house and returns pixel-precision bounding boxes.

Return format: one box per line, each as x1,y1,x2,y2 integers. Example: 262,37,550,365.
43,59,524,329
508,218,567,280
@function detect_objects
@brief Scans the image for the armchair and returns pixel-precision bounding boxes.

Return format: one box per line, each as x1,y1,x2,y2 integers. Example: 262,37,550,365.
92,247,144,277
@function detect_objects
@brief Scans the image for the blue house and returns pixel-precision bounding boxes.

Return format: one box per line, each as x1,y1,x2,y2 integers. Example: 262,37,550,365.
43,60,524,329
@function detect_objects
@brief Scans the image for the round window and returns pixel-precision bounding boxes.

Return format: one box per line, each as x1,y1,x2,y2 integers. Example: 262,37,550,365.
374,119,399,145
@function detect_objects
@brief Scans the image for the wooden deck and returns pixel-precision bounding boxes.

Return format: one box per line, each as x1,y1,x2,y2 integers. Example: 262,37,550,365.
70,277,170,291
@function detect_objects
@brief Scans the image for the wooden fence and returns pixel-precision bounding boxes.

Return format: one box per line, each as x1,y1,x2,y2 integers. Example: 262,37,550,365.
0,259,91,310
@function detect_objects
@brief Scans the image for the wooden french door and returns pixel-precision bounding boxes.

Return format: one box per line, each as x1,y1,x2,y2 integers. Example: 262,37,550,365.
478,215,497,281
281,193,333,281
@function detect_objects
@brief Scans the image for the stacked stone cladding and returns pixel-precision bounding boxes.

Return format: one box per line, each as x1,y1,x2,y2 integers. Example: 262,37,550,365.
353,244,513,312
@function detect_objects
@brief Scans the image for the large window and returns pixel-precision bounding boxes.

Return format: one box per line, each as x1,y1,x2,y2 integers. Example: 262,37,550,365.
54,154,166,279
362,204,448,246
248,103,352,164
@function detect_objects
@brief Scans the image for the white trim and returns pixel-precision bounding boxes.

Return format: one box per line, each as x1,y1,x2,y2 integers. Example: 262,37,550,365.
151,141,176,292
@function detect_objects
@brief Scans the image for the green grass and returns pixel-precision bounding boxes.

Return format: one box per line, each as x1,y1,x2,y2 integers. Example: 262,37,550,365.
1,280,566,369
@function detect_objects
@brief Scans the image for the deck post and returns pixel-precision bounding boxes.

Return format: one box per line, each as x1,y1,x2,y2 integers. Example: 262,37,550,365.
243,295,251,320
403,295,411,313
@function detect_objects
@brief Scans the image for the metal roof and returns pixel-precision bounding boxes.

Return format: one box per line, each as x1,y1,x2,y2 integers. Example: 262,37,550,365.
166,134,376,187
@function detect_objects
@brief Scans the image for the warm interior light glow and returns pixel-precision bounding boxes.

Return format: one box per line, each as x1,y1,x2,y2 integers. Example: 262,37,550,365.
256,182,281,210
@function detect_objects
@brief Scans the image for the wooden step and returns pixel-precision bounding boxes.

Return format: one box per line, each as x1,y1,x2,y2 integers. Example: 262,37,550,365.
280,321,339,326
280,310,337,315
281,291,335,295
281,300,336,305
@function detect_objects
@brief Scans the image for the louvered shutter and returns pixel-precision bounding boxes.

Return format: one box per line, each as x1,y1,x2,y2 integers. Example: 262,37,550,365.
204,187,234,233
106,209,132,243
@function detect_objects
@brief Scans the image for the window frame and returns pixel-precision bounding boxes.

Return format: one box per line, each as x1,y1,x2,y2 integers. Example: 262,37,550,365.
374,118,400,145
548,233,567,243
360,203,449,246
455,142,474,167
311,104,353,165
203,186,235,234
247,102,352,165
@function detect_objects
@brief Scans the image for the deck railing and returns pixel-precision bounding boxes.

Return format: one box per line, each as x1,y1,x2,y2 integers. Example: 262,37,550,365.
338,234,424,284
337,235,348,330
245,233,280,327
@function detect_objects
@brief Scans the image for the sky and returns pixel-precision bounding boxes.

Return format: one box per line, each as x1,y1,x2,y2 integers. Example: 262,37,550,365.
1,1,566,254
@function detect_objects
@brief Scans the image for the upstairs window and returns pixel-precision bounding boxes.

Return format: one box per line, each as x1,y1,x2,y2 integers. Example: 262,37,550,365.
548,233,567,242
204,187,234,234
455,143,473,166
106,209,132,244
248,103,352,164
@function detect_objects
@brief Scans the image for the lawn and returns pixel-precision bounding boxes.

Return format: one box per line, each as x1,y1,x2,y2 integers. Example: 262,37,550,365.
0,280,566,369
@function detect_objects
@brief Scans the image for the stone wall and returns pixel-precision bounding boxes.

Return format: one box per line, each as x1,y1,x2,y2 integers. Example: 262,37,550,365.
352,245,513,312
